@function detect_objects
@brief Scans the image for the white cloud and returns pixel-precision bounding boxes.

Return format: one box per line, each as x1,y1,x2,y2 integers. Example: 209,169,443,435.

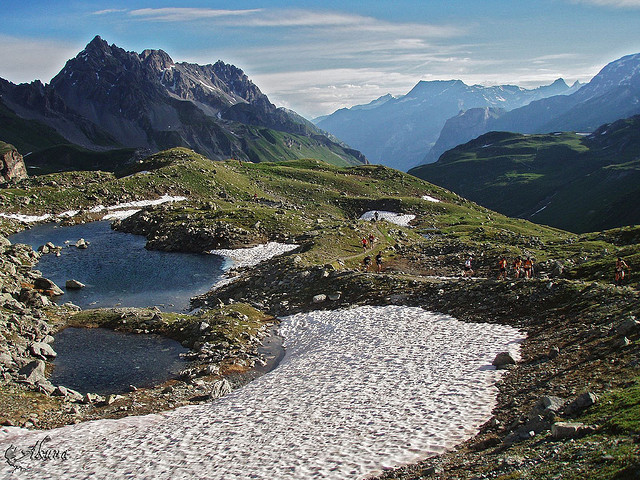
93,9,128,15
125,7,461,38
128,7,263,22
0,35,80,84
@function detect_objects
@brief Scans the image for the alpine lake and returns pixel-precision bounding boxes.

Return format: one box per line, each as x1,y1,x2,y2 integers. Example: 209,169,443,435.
10,220,228,394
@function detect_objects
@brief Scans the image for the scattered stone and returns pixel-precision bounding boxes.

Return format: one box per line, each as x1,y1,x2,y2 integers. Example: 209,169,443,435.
37,380,56,395
492,352,516,368
34,277,65,296
548,345,560,359
83,392,106,404
0,352,13,368
614,316,638,336
75,238,89,249
564,392,598,414
18,360,47,385
551,422,591,439
209,379,232,399
312,294,327,303
105,394,123,405
539,396,567,413
30,341,57,359
616,336,631,348
66,279,86,289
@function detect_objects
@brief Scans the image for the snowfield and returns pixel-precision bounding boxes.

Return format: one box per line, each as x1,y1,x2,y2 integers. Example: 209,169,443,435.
0,305,523,479
360,211,416,227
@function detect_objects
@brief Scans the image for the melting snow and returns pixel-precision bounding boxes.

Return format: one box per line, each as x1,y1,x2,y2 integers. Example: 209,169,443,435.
208,242,299,290
0,305,523,479
209,242,299,270
0,196,187,224
360,211,416,227
422,195,441,203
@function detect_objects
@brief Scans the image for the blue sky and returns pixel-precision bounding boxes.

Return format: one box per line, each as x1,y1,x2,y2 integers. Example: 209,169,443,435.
2,0,639,118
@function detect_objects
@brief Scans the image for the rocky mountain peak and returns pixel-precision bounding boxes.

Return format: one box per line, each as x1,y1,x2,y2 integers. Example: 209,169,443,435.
576,52,640,101
85,35,111,54
140,49,175,72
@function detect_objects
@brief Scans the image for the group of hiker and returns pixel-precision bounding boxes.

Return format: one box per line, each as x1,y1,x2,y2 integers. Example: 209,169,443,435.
362,233,383,273
357,231,631,285
462,255,536,279
470,254,630,285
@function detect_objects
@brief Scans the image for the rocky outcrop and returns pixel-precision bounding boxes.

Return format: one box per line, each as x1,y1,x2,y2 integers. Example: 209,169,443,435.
0,142,28,183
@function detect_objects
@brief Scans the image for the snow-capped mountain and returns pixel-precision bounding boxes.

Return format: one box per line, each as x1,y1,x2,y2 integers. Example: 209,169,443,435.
314,78,577,171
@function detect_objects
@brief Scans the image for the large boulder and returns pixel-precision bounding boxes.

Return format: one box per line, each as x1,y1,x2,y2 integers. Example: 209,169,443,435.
30,342,57,359
551,422,592,439
0,142,28,183
34,277,64,296
65,279,86,289
18,360,47,385
492,351,516,368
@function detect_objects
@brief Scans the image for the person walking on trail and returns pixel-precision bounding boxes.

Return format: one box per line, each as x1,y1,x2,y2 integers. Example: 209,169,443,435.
369,233,375,246
513,257,522,278
376,252,383,273
498,257,508,280
362,237,368,251
463,256,474,277
523,257,534,279
363,255,372,272
374,211,379,222
615,257,630,285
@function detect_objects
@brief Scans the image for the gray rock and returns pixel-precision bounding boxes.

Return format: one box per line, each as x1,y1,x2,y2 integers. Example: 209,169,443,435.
328,292,342,301
536,395,567,414
75,238,89,249
0,352,13,368
34,277,65,296
312,294,327,303
492,352,516,368
30,342,57,359
615,317,638,336
36,380,56,395
65,279,86,289
548,346,560,359
52,386,84,402
565,392,598,414
209,379,232,399
83,392,105,404
18,360,46,385
0,234,11,247
551,422,589,439
0,293,25,311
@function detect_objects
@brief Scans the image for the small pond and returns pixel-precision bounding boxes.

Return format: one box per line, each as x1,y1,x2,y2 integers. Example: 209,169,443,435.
49,327,189,395
10,221,226,312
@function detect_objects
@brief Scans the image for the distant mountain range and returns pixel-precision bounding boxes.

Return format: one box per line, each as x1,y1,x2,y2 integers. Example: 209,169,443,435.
0,36,366,172
422,53,640,167
314,77,580,171
409,115,640,233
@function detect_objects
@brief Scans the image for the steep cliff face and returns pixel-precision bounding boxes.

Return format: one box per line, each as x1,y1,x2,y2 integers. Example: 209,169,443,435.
0,142,28,182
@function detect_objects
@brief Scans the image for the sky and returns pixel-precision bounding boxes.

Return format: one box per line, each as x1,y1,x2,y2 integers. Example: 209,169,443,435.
1,1,639,119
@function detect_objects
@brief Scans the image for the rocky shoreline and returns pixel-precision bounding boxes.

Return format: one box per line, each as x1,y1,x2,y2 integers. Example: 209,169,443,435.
0,229,280,430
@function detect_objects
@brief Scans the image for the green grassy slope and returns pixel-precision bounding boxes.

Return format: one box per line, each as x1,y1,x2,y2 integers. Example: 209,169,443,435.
409,116,640,233
2,147,637,286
